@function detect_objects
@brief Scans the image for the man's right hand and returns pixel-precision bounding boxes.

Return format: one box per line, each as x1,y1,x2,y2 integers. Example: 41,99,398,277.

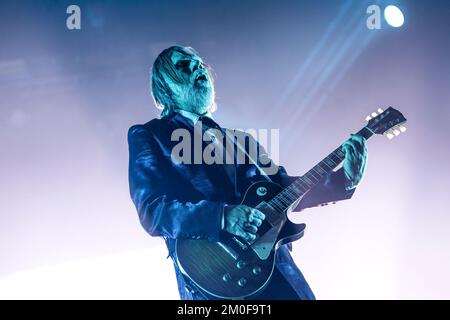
223,205,266,242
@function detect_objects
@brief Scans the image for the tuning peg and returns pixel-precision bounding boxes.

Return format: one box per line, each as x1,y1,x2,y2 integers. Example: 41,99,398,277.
366,115,372,121
384,129,394,139
377,108,384,113
385,130,395,139
371,112,378,118
399,125,407,133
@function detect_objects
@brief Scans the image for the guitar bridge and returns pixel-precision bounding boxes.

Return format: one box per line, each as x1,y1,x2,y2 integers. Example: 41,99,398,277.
231,237,248,250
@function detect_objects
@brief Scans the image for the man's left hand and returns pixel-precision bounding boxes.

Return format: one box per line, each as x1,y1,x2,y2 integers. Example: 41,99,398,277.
342,134,368,190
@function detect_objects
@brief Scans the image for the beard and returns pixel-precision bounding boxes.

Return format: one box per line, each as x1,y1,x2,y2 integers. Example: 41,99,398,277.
176,80,215,115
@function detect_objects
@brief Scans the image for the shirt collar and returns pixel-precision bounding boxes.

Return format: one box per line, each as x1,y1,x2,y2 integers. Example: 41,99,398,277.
175,109,214,125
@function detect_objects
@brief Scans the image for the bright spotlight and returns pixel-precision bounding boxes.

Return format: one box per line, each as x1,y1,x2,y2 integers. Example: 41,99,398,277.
384,5,405,28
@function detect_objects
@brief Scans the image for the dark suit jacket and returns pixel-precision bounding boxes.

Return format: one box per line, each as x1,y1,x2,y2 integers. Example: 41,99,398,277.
128,113,354,300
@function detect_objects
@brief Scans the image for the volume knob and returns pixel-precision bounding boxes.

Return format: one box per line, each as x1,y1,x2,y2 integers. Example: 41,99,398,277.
238,278,247,287
252,266,262,275
222,273,231,282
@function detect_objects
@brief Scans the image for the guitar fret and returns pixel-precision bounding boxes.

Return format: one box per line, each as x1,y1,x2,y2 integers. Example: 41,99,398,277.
321,160,333,170
317,163,329,174
314,165,327,175
273,201,285,212
282,189,293,200
278,194,291,206
285,191,297,203
288,184,300,195
307,170,321,181
332,153,341,163
268,199,282,211
324,157,336,167
302,175,315,186
299,180,310,191
336,149,345,158
284,189,298,202
280,197,290,207
293,181,306,192
330,152,342,163
296,183,307,193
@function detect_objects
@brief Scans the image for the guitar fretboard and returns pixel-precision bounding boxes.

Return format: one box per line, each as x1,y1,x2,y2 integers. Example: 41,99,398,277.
267,126,373,213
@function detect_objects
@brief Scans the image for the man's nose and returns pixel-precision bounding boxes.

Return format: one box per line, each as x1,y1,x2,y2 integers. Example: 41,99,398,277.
189,60,201,73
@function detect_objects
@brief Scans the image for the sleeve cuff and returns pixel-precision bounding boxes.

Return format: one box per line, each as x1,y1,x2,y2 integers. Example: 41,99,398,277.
343,168,358,191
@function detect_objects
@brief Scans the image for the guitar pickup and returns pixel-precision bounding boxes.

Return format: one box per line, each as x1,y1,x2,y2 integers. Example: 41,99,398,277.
217,242,239,260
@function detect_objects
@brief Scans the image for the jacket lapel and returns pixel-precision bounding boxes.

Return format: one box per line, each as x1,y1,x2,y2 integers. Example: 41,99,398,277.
167,113,239,197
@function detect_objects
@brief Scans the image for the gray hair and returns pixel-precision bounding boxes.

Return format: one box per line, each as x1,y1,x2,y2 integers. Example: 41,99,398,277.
151,46,216,117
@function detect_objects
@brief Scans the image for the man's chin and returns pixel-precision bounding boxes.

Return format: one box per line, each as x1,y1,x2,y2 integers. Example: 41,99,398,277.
191,104,210,115
186,86,214,114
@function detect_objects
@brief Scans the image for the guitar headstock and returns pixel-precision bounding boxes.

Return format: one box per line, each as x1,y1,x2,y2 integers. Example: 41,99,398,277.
365,107,407,139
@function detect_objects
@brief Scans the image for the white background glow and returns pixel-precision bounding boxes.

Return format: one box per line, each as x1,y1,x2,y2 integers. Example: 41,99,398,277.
0,248,178,300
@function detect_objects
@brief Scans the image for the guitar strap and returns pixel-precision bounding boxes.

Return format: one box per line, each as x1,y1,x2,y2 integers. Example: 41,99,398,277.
224,129,274,183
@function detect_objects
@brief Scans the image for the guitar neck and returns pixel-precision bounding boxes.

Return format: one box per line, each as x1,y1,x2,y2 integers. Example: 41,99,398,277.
267,126,374,212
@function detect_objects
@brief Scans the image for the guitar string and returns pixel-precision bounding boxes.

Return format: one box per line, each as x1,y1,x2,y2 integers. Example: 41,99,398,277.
268,148,345,212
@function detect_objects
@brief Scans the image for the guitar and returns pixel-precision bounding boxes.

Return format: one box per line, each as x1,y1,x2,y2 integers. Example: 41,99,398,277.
175,107,407,299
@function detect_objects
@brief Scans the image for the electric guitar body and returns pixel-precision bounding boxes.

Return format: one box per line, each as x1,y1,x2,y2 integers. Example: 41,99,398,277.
176,180,306,299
